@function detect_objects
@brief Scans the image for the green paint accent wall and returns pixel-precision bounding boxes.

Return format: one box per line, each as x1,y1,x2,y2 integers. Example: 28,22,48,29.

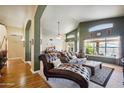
79,23,89,52
34,5,46,71
66,16,124,65
25,20,31,61
79,16,124,65
79,17,124,54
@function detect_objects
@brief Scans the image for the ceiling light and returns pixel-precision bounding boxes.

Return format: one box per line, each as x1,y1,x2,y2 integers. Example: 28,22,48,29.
56,21,63,40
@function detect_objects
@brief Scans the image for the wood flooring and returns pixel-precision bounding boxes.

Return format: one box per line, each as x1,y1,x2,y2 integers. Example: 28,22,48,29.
0,59,51,88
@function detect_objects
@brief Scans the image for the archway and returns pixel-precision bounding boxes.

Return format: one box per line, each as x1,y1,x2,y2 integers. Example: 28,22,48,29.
25,20,31,61
34,5,46,71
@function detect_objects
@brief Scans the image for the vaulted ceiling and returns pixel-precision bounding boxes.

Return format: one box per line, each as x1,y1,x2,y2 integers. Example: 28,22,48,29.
41,5,124,38
0,5,124,37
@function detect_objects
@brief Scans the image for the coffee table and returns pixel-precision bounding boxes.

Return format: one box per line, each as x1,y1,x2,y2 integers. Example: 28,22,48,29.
82,60,102,76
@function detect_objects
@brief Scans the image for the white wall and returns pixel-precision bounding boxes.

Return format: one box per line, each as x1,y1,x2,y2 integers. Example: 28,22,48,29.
7,26,25,59
41,34,66,52
0,24,7,51
53,39,65,51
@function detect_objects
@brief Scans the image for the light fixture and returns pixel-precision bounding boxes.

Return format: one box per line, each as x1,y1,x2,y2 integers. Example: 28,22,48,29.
56,21,63,40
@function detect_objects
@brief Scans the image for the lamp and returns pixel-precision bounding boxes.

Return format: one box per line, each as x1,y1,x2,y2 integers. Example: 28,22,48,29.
56,21,63,40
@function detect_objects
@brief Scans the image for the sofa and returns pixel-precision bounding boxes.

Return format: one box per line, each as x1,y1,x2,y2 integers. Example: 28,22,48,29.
58,52,86,64
39,53,90,88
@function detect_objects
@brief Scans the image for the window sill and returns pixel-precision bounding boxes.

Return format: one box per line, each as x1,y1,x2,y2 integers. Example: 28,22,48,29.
86,54,119,59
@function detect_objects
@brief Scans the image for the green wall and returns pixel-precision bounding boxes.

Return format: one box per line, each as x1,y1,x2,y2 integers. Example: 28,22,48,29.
34,5,46,71
25,20,31,61
79,16,124,65
79,16,124,54
66,16,124,65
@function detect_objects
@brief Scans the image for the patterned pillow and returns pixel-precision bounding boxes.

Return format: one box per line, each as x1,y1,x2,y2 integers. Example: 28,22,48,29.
67,52,73,59
63,53,71,61
52,58,62,68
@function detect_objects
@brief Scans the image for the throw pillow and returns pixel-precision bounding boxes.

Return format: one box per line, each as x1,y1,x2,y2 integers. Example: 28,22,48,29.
72,55,77,59
52,59,62,68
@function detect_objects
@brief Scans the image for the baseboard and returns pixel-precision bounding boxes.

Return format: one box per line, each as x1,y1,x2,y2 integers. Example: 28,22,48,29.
26,61,31,65
30,69,40,74
8,57,23,60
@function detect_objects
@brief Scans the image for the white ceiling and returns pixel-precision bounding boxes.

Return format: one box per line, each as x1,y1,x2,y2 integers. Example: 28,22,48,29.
41,5,124,37
0,5,34,29
0,5,124,37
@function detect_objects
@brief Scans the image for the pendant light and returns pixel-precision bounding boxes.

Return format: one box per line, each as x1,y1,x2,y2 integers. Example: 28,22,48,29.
56,21,63,39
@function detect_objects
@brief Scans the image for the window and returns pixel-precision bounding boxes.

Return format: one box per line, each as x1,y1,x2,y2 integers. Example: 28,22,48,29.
99,41,105,56
106,37,120,58
66,34,75,39
89,23,113,32
84,36,120,58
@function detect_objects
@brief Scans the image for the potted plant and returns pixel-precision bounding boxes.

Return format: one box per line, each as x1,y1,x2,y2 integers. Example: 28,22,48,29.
86,44,94,55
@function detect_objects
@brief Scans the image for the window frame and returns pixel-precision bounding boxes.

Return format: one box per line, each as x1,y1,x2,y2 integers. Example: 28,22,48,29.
84,36,120,58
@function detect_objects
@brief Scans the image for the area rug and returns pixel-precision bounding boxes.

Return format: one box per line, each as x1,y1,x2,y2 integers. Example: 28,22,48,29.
90,66,114,87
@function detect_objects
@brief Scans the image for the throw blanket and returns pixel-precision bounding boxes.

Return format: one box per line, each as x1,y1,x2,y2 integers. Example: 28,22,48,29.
69,58,86,65
56,63,90,81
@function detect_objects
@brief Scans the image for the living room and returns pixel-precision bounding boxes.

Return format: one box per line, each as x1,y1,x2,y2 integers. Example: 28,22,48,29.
40,5,123,88
0,5,123,88
0,1,124,93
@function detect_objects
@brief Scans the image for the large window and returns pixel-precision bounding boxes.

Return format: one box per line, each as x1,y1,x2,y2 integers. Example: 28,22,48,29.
84,36,120,58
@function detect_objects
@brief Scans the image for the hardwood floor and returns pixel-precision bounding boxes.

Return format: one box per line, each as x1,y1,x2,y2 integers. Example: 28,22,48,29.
0,59,51,88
